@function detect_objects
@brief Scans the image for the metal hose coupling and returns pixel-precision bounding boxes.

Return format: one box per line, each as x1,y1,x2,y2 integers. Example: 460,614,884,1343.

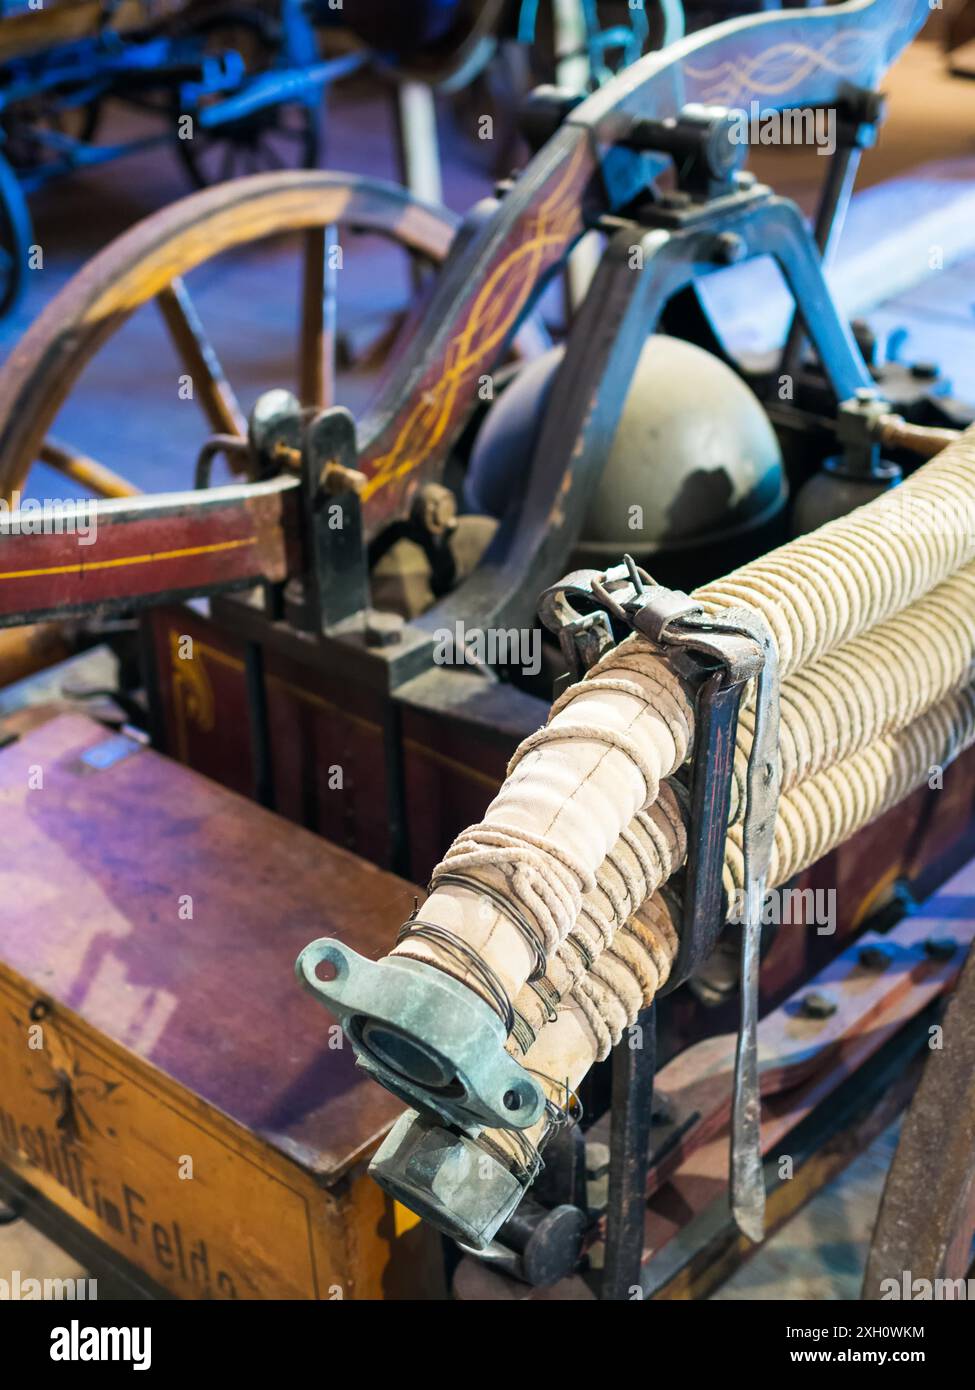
295,938,547,1132
368,1108,532,1250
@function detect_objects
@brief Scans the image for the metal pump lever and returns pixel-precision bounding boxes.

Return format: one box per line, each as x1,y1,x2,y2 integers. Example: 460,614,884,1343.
616,567,780,1241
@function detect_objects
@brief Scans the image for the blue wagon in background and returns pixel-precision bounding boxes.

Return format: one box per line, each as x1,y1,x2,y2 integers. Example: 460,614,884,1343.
0,0,363,316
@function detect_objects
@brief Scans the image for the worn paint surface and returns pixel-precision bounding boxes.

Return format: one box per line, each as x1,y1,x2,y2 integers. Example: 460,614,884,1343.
0,713,440,1298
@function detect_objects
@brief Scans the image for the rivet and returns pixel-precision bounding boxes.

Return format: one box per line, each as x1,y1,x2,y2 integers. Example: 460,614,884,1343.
923,937,958,962
800,990,837,1020
858,944,891,972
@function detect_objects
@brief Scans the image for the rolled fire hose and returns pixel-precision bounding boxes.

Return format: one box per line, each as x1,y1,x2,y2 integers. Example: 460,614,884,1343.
300,426,975,1183
390,561,975,1052
373,677,975,1246
523,680,975,1140
384,429,975,1024
472,553,975,1056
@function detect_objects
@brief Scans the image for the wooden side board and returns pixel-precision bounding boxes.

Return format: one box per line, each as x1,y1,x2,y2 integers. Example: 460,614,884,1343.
144,604,543,882
0,712,443,1299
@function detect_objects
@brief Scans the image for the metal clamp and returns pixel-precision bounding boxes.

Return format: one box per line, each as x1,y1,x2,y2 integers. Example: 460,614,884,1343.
295,939,547,1134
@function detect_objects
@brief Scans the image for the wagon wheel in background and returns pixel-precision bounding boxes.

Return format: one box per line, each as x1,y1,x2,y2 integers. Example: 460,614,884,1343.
173,7,321,188
0,166,548,694
348,0,506,91
0,170,461,507
0,86,103,174
862,939,975,1296
0,168,469,686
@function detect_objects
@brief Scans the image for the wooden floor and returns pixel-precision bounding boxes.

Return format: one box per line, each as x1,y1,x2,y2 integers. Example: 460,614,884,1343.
1,37,974,1300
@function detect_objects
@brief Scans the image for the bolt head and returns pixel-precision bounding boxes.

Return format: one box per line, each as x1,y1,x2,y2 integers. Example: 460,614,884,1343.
365,610,405,648
923,937,958,962
714,231,746,265
910,361,939,381
800,990,838,1020
858,944,891,972
412,482,457,538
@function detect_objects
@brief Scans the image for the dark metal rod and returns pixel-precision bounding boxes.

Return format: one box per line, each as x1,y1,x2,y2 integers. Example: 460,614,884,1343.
244,640,275,811
601,1002,656,1300
780,139,863,381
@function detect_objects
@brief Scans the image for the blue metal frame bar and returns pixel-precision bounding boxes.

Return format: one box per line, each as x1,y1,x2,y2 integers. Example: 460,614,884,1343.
192,49,365,125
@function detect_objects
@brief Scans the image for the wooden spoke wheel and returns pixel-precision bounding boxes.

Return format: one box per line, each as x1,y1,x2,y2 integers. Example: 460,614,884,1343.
862,939,975,1296
0,169,462,512
353,0,506,91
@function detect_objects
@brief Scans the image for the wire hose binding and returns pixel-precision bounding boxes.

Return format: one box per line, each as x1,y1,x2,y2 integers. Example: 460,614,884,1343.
571,893,680,1059
508,784,686,1048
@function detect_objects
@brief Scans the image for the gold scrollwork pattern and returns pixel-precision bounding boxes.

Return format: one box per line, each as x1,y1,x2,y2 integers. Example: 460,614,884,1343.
362,139,589,503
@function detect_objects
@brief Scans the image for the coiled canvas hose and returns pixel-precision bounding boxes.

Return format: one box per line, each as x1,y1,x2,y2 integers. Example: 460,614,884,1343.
726,682,975,890
507,783,686,1054
696,434,975,678
392,646,695,1009
728,562,975,818
389,428,975,1066
480,677,975,1177
432,564,975,1052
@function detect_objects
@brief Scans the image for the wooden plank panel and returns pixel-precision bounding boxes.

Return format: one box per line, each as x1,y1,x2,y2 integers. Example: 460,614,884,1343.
0,713,414,1180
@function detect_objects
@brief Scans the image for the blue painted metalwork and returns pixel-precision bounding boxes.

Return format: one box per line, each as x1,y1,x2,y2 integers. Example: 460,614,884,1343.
516,0,685,83
0,0,363,315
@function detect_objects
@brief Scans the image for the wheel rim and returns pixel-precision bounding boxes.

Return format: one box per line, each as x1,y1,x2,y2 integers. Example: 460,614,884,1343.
0,170,459,517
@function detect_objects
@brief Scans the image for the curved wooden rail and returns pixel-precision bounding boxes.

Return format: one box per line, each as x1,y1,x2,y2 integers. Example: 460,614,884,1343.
0,171,459,505
354,0,932,533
